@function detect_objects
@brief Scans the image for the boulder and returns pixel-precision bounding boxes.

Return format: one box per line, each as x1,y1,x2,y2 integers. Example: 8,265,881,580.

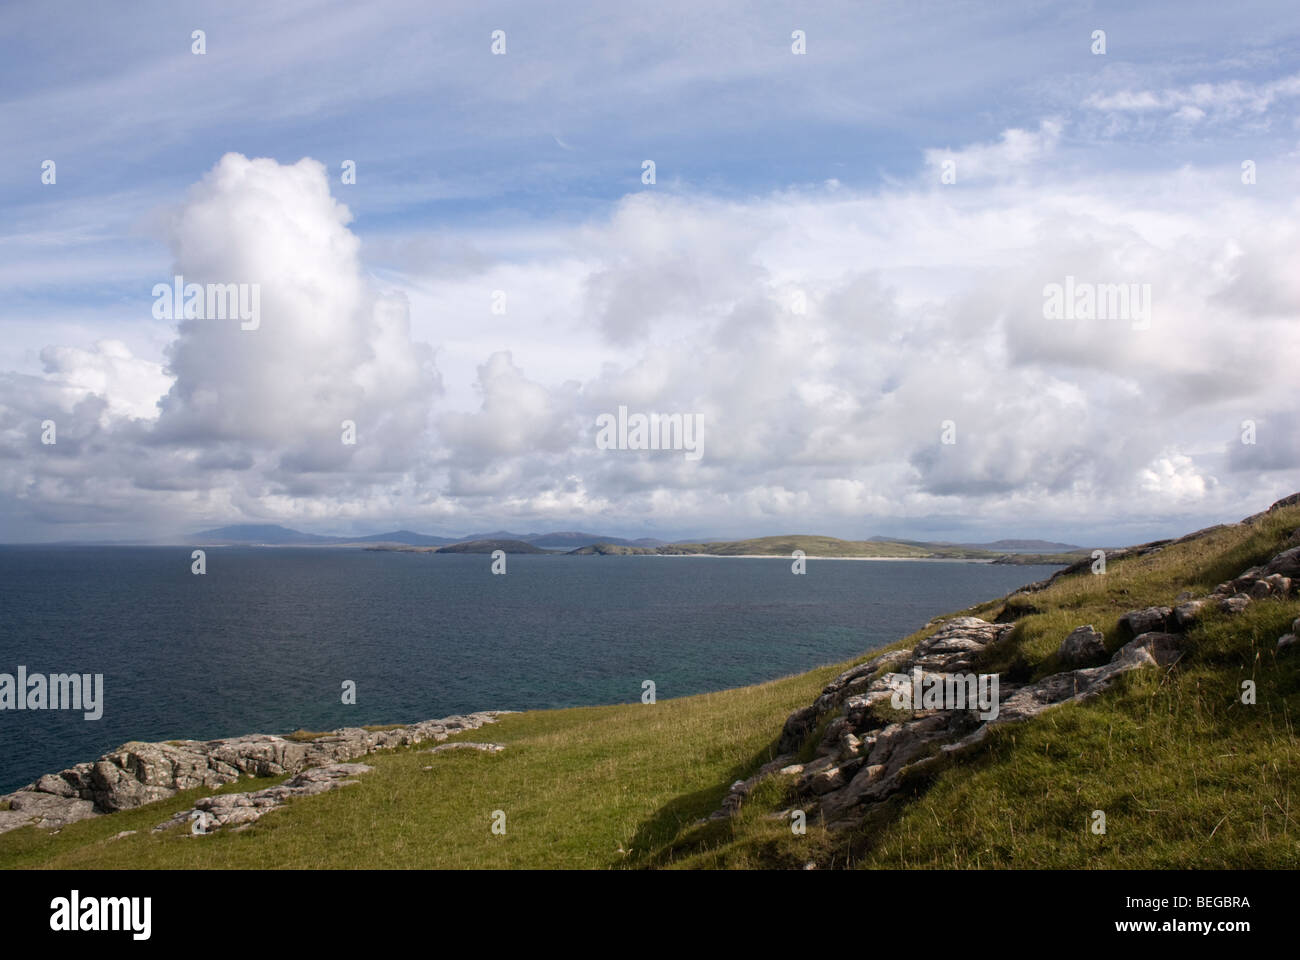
1130,631,1183,666
1172,599,1209,630
1219,595,1251,615
1264,547,1300,578
1057,625,1105,666
1264,574,1293,596
1120,606,1171,638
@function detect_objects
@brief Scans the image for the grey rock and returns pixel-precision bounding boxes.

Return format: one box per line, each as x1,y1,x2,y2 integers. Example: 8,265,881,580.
6,791,96,829
1219,595,1251,615
1058,625,1105,665
714,613,1191,831
1173,599,1209,630
1120,606,1171,638
423,742,505,754
1264,547,1300,578
1129,632,1183,666
34,774,78,798
0,711,509,835
154,763,373,834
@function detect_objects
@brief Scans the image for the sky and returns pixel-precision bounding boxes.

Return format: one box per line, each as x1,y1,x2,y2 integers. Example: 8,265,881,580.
1,0,1299,545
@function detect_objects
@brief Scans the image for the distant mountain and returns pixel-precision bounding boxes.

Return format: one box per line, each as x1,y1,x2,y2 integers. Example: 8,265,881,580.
345,530,458,546
185,525,1077,554
190,524,456,547
867,535,1080,554
188,524,662,549
525,531,666,548
966,538,1081,553
454,530,666,548
456,530,534,542
437,539,546,554
191,524,341,545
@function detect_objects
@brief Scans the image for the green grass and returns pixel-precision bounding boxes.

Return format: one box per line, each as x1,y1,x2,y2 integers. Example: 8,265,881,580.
4,504,1297,869
648,502,1300,869
0,664,846,869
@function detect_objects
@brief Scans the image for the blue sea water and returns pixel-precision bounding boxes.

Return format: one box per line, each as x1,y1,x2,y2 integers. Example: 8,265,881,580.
0,546,1057,793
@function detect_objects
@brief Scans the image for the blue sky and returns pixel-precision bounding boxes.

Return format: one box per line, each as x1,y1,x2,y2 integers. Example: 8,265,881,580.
2,0,1300,543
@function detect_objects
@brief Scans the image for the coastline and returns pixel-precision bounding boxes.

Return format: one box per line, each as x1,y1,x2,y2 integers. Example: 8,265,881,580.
648,553,1000,562
0,712,510,836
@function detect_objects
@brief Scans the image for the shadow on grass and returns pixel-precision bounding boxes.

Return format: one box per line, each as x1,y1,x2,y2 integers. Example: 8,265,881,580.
624,741,782,868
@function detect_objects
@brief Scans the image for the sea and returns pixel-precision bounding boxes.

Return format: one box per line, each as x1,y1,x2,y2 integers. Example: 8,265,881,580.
0,546,1057,793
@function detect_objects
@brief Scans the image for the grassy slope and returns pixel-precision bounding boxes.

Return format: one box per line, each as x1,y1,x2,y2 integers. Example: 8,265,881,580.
4,505,1296,870
656,502,1300,868
0,666,846,869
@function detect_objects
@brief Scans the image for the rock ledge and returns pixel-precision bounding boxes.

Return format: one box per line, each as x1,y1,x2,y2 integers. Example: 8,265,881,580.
0,711,509,835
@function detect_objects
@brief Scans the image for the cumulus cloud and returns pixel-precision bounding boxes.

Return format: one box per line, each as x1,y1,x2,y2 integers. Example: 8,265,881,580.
152,154,439,471
3,124,1300,542
39,340,171,423
0,154,441,536
923,120,1062,183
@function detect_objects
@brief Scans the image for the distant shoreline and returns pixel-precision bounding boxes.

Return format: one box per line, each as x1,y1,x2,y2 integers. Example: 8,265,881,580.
631,552,997,562
0,542,1076,565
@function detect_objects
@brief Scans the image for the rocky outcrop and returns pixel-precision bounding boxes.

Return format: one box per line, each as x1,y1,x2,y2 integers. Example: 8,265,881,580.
1119,607,1171,639
153,763,373,834
0,712,508,835
1057,625,1105,666
713,530,1300,833
715,620,1185,831
1279,617,1300,654
423,742,505,754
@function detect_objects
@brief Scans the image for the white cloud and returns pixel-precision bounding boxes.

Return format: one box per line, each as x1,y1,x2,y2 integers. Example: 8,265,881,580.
1085,72,1300,122
4,127,1300,540
923,120,1062,183
39,340,171,423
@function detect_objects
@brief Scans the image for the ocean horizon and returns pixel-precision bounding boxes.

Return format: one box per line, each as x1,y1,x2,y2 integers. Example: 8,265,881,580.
0,545,1056,792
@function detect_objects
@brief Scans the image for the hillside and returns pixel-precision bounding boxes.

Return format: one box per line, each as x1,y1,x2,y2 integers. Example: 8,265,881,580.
570,535,1022,559
434,539,548,554
3,495,1296,870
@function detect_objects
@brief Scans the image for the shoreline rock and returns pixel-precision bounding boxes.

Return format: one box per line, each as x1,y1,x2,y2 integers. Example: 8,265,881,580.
0,711,509,835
